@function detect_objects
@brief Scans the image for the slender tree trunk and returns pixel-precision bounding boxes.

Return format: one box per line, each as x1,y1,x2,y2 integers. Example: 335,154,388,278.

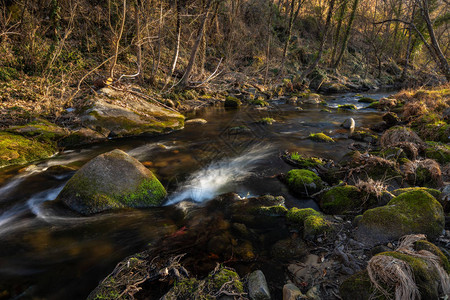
419,0,450,81
135,1,142,82
178,0,213,87
154,1,163,75
264,0,273,85
401,3,415,80
331,0,348,64
169,0,181,76
109,0,127,79
299,0,336,82
280,0,298,73
333,0,358,68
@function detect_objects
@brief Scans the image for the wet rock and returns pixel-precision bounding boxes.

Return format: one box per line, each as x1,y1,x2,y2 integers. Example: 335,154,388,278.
224,96,242,108
341,118,355,130
271,237,307,260
338,104,357,110
424,142,450,164
185,118,208,125
285,169,324,196
355,190,444,245
56,149,167,215
248,270,271,300
302,93,322,104
283,283,305,300
369,121,387,132
80,94,184,138
59,128,106,147
382,112,400,128
308,132,335,143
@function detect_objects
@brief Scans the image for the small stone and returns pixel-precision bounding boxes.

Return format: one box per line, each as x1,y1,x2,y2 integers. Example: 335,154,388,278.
248,270,271,300
283,283,305,300
185,118,208,125
341,118,355,130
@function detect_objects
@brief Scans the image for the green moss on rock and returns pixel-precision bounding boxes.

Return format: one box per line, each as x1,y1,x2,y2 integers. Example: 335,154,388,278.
286,207,320,223
340,270,374,300
357,190,444,244
414,240,450,273
391,187,441,199
320,185,362,214
290,153,325,168
0,132,57,168
425,142,450,164
56,149,167,215
254,205,288,216
257,117,275,125
367,101,380,109
286,169,323,195
358,97,377,103
287,207,330,238
224,96,242,108
338,104,358,110
308,132,335,143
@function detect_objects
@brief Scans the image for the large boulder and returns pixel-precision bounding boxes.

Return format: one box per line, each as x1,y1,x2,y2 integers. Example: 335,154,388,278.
80,89,184,138
56,149,167,215
355,190,444,245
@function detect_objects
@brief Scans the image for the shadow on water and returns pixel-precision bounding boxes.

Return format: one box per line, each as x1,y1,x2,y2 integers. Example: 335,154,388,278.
0,91,390,298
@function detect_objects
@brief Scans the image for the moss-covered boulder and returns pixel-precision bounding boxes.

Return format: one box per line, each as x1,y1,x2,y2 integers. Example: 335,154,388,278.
224,96,242,108
286,207,330,239
319,185,375,214
80,92,184,138
392,187,441,199
308,132,335,143
0,132,57,168
6,118,68,142
286,169,324,195
403,159,443,188
425,142,450,164
56,149,167,215
355,190,444,244
349,130,378,144
341,234,450,300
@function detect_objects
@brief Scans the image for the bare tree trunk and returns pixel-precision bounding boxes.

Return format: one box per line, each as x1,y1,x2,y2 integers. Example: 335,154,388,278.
401,3,415,80
169,0,181,76
333,0,358,69
109,0,127,79
178,0,212,87
419,0,450,81
154,1,163,75
280,0,298,74
264,0,273,85
298,0,336,83
331,0,348,64
135,1,142,82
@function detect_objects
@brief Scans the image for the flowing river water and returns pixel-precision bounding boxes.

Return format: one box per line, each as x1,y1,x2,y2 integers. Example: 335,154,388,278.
0,92,390,299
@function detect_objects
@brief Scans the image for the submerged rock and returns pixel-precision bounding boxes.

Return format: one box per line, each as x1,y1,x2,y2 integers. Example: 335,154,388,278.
248,270,271,300
185,118,208,125
355,190,444,244
56,149,167,215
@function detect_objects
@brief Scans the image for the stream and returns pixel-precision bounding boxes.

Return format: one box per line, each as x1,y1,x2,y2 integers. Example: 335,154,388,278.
0,92,390,299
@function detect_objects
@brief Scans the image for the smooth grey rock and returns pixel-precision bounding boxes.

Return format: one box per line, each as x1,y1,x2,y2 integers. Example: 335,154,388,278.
248,270,271,300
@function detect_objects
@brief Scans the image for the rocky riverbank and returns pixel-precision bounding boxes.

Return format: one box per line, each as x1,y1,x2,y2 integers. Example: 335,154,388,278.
82,85,450,299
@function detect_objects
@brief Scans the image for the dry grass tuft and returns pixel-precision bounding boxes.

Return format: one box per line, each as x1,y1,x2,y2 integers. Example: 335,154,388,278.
367,255,419,300
403,159,443,187
380,127,424,149
355,178,387,200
